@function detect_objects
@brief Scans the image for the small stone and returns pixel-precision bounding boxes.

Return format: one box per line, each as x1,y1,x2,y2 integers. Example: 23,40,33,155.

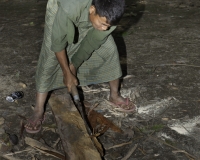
8,106,16,110
146,149,154,154
19,82,27,88
123,128,135,138
154,153,160,157
179,4,187,8
0,117,5,126
0,128,5,134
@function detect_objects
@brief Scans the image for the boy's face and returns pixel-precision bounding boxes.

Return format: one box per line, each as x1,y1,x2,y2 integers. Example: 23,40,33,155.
89,6,111,31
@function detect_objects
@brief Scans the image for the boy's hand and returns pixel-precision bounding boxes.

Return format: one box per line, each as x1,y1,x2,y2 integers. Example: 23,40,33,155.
64,63,77,93
55,50,78,92
63,71,78,93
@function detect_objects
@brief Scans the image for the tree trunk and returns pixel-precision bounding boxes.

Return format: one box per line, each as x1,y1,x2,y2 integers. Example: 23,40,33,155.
48,88,102,160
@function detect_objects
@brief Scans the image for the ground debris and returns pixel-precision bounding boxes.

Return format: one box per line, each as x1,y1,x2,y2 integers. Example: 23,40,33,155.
86,105,123,135
105,140,132,150
25,137,65,159
121,143,138,160
137,97,179,119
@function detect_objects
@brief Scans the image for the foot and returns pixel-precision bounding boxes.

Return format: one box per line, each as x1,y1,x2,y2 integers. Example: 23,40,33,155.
24,110,44,134
109,95,136,112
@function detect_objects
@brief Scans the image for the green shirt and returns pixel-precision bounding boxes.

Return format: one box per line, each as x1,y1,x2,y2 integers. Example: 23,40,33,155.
51,0,116,69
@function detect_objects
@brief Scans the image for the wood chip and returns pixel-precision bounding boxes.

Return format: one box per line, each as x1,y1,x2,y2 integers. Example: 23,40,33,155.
162,118,169,121
105,141,132,150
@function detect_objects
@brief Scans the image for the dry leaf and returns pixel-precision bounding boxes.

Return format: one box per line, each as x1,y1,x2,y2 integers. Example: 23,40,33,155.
86,108,123,134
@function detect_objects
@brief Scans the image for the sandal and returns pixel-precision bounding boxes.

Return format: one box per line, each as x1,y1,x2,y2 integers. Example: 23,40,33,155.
25,116,45,134
108,98,136,113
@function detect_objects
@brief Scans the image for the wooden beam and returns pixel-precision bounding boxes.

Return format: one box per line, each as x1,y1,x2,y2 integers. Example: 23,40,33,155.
48,88,102,160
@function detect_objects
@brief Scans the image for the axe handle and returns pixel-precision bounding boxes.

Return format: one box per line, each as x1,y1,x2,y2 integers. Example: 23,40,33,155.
71,85,80,102
71,85,92,135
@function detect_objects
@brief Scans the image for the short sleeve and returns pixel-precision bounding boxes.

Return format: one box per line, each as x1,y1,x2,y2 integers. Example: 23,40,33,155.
51,7,75,52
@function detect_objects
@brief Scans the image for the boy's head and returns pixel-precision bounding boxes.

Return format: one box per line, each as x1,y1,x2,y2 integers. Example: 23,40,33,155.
89,0,125,31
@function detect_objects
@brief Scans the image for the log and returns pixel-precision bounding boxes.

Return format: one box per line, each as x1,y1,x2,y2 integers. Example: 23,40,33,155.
48,88,102,160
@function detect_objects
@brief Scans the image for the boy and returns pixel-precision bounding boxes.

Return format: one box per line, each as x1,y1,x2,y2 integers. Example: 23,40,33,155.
25,0,136,133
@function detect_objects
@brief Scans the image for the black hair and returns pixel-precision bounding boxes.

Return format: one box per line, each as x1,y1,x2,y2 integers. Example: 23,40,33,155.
92,0,125,25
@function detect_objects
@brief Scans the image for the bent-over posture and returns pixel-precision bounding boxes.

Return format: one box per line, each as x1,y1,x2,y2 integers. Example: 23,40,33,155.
25,0,136,133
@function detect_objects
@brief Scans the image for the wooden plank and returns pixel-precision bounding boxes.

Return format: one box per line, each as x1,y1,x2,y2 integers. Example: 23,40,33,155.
48,88,102,160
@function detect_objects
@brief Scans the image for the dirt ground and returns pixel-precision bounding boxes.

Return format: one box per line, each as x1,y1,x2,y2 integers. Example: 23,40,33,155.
0,0,200,159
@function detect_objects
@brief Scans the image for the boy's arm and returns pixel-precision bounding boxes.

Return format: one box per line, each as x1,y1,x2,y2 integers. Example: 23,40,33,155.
51,8,75,52
71,26,116,69
51,7,77,91
55,49,77,92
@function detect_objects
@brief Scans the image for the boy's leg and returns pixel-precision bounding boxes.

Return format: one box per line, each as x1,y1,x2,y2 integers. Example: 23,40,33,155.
24,0,60,132
25,92,48,132
76,35,135,111
109,79,136,111
77,35,122,86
